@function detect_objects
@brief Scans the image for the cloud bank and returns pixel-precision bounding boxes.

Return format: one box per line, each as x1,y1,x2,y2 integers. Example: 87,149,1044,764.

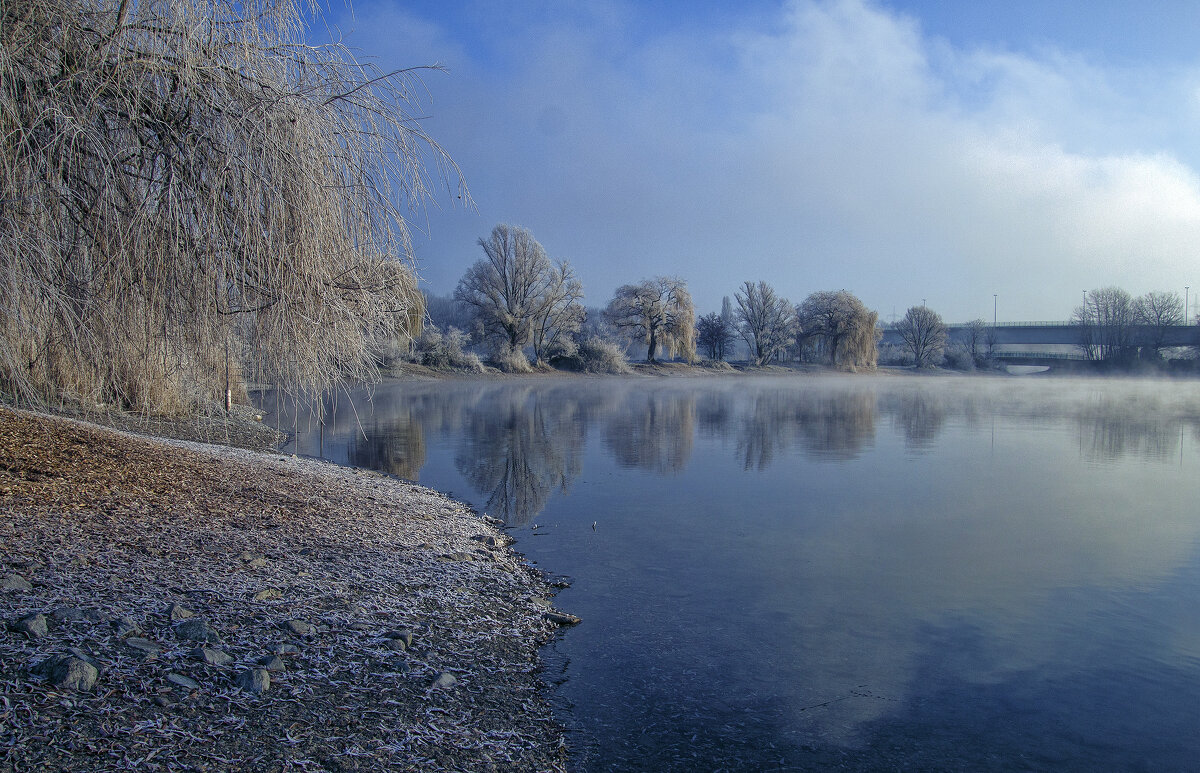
337,0,1200,321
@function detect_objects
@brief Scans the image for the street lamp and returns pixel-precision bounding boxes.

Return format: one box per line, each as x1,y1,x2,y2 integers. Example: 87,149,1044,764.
1186,286,1190,323
993,294,997,328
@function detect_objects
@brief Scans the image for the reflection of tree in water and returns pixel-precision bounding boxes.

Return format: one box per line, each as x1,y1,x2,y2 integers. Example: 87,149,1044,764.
1081,413,1180,462
880,390,947,450
737,389,876,467
455,386,586,525
795,390,876,461
603,389,696,473
347,413,426,480
695,390,734,438
737,392,795,470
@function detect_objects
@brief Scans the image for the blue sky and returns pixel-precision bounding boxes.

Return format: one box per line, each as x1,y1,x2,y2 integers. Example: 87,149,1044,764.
319,0,1200,322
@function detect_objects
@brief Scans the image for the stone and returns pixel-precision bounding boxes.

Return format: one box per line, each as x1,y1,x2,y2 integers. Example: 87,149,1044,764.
247,557,269,569
35,655,98,692
281,619,312,636
431,671,457,690
65,647,100,668
124,638,162,660
191,647,234,666
383,639,407,652
175,618,220,643
110,616,141,637
164,603,194,622
166,673,200,690
385,628,414,648
236,668,270,694
51,607,90,624
470,533,507,549
1,573,33,592
258,655,286,672
545,611,582,626
251,588,281,602
13,613,48,638
269,643,300,656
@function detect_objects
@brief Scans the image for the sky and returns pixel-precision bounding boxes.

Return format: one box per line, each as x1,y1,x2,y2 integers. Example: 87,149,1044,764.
316,0,1200,323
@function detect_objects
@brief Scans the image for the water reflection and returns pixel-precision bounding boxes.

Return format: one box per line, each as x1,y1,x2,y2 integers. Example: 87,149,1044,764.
1080,413,1182,463
273,377,1200,525
794,389,876,461
603,387,696,474
880,389,947,450
736,389,876,469
694,390,734,438
454,385,585,525
265,375,1200,770
348,413,425,479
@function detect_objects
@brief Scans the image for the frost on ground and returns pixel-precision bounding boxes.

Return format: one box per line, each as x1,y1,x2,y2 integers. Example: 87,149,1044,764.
0,407,568,772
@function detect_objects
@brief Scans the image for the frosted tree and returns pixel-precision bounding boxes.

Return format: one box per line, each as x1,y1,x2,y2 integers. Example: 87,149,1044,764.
0,0,464,411
735,281,796,366
605,277,696,363
897,306,947,367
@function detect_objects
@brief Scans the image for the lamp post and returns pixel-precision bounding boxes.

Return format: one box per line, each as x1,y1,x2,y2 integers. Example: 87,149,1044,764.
1186,286,1190,324
993,294,997,328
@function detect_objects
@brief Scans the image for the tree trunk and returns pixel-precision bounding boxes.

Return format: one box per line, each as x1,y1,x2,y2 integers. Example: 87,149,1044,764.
647,329,658,362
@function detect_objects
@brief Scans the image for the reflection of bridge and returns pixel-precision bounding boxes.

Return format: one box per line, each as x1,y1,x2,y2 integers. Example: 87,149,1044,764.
991,351,1091,369
879,322,1200,348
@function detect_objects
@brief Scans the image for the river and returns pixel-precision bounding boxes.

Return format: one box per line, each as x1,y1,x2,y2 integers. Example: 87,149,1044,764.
269,373,1200,771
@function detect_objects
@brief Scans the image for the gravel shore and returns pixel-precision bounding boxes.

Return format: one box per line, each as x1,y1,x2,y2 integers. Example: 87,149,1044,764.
0,406,570,772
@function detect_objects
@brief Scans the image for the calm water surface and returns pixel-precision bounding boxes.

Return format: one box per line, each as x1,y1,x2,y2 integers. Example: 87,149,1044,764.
270,374,1200,771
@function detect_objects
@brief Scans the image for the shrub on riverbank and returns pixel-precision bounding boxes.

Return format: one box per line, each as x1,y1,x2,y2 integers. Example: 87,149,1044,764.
413,328,484,372
552,337,631,374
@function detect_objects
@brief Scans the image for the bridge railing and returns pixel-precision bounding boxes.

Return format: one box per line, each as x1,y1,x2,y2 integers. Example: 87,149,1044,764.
945,320,1073,328
992,351,1089,361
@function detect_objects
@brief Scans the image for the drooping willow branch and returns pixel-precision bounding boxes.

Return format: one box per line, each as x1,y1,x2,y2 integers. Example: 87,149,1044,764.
0,0,468,413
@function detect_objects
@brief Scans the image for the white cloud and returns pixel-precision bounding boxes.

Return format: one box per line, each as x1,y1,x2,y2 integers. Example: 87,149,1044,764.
349,0,1200,320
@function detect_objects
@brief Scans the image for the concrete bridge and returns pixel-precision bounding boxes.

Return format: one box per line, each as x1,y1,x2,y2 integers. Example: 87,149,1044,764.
879,322,1200,348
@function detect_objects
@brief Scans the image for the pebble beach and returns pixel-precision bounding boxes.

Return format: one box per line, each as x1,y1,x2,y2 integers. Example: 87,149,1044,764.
0,406,570,771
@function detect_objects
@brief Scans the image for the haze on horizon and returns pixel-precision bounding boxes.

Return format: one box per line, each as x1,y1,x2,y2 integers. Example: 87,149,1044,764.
322,0,1200,323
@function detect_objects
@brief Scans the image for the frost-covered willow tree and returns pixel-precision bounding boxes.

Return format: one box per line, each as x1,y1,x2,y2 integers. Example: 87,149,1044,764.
0,0,465,411
797,290,880,369
605,276,695,363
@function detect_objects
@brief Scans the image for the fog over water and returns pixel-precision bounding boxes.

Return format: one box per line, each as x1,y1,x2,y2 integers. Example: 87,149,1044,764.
270,374,1200,770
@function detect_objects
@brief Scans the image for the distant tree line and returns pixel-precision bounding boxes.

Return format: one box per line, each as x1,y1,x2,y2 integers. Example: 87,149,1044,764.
424,225,885,373
1072,287,1186,364
877,287,1194,372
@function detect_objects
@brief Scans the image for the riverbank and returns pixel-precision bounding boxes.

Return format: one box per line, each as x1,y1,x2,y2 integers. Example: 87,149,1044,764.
0,406,569,772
